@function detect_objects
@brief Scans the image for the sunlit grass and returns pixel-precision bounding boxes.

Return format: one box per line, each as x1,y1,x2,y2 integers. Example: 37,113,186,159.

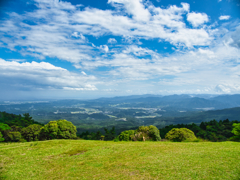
0,140,240,179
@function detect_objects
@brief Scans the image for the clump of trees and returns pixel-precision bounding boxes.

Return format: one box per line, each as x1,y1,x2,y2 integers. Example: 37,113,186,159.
0,112,77,142
159,119,240,142
118,125,161,141
40,119,77,140
79,127,116,141
165,128,197,142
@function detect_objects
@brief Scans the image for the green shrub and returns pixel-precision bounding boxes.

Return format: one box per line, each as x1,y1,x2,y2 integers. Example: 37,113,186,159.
40,119,77,140
119,125,161,141
113,136,120,142
228,136,240,142
165,128,197,142
118,130,135,141
133,125,161,141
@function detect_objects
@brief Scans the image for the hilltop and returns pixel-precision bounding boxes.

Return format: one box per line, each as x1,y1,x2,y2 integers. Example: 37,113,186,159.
0,140,240,179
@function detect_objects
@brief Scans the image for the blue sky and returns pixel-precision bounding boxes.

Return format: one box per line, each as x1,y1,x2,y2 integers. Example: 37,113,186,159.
0,0,240,100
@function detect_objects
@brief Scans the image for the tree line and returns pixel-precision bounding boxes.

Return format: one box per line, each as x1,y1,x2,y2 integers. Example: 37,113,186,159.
159,119,240,142
0,111,239,142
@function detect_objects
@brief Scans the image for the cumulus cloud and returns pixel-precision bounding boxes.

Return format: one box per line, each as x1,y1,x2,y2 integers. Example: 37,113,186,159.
0,59,97,91
219,15,230,20
187,12,209,27
0,0,214,65
108,38,117,43
100,45,109,53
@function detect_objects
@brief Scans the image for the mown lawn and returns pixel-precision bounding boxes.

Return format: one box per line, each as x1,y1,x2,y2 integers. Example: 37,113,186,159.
0,140,239,179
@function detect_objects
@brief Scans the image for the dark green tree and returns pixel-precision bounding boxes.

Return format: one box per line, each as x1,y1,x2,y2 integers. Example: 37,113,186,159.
7,131,22,142
0,123,11,142
21,124,43,142
0,132,4,142
118,130,135,141
104,127,116,140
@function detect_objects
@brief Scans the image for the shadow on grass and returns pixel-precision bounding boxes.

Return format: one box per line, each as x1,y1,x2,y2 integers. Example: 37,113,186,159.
62,148,88,156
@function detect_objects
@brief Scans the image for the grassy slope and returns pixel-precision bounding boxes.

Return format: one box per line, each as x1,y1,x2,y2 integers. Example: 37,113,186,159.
0,140,240,180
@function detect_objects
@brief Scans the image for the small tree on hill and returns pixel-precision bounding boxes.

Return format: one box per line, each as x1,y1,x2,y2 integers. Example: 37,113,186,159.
165,128,197,142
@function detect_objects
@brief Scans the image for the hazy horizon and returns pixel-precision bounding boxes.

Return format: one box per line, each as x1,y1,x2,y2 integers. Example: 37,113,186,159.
1,93,238,102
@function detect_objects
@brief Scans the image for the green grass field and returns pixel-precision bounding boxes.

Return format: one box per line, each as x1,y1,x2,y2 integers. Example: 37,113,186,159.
0,140,240,180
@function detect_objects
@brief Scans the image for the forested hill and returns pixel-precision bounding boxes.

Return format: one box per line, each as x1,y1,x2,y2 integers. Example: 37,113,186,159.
0,111,42,127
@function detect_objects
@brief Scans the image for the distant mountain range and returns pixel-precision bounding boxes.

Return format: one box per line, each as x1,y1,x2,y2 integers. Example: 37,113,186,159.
87,94,240,110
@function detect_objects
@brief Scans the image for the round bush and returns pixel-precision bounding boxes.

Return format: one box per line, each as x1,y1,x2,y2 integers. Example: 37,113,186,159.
119,125,161,141
165,128,197,142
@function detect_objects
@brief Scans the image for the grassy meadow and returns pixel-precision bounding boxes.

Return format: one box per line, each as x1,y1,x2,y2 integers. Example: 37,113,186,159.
0,140,240,180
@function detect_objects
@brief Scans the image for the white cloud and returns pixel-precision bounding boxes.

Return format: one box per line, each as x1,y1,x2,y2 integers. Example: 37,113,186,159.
0,59,97,91
215,84,240,94
81,71,87,75
187,12,209,27
108,38,117,43
0,0,214,63
108,0,151,22
100,45,109,53
0,0,239,96
219,15,230,20
72,32,86,40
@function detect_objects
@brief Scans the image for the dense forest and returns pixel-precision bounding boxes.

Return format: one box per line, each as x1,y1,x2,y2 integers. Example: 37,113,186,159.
0,111,43,127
